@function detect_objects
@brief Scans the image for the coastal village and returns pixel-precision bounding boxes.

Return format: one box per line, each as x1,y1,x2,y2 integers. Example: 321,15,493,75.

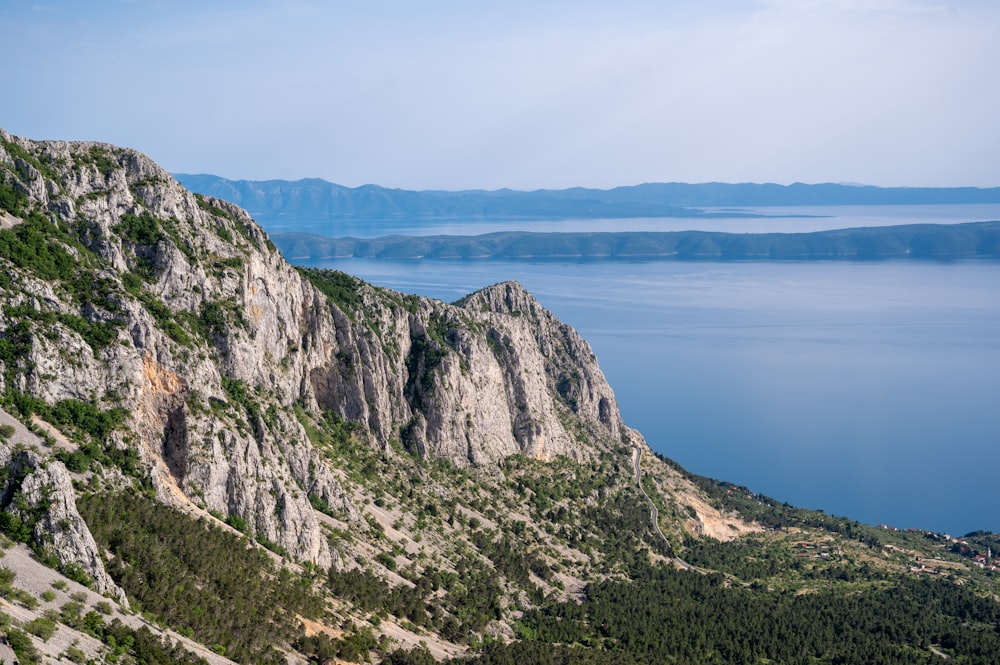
877,525,1000,575
719,483,1000,578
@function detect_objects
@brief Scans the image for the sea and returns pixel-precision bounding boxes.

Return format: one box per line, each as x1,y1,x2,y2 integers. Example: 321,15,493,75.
260,204,1000,536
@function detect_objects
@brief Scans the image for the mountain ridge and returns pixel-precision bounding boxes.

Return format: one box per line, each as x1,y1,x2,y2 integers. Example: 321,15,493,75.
175,173,1000,221
270,222,1000,261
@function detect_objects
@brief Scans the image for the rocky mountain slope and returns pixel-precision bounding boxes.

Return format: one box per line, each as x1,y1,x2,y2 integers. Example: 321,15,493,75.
0,130,750,662
3,130,1000,665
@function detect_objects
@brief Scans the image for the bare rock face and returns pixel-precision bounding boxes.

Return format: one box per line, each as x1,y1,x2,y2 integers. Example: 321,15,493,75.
395,282,633,467
0,129,344,567
459,281,631,452
0,441,128,605
0,129,644,569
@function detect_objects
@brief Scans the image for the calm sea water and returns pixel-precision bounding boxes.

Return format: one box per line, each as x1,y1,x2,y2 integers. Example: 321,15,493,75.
258,203,1000,238
277,205,1000,536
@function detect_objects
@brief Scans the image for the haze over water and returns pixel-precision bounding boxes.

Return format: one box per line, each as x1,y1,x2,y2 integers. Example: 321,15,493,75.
260,203,1000,239
279,205,1000,536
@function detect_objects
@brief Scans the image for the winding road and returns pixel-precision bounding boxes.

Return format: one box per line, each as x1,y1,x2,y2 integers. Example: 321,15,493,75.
632,446,702,573
632,447,668,543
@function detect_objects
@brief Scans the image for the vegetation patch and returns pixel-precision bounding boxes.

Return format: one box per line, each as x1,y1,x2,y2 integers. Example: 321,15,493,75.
116,210,197,265
0,212,81,282
3,302,121,353
194,193,236,222
78,491,324,665
297,267,364,316
509,560,1000,664
0,177,28,216
72,145,120,177
116,211,165,247
4,392,126,442
688,470,883,548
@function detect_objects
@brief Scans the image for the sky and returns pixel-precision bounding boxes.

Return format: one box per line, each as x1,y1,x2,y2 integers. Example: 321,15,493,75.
3,0,999,190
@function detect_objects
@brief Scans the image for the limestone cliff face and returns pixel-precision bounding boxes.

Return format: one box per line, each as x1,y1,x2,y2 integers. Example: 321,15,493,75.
0,435,127,605
0,129,642,567
399,281,634,467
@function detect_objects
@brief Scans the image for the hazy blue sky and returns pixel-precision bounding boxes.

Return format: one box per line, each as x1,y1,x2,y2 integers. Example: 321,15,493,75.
3,1,998,190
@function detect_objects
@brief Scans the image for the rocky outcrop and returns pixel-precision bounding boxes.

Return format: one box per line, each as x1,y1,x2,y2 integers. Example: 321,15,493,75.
0,129,645,569
460,281,629,443
394,281,635,467
0,438,128,605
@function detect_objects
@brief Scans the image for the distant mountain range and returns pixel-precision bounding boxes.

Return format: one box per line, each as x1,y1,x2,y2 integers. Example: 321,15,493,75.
271,222,1000,261
174,174,1000,220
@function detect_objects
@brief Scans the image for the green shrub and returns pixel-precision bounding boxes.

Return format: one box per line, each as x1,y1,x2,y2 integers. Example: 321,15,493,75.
0,566,15,590
0,212,78,281
376,551,397,571
86,146,118,175
25,615,57,641
60,600,84,628
296,267,363,316
0,179,28,215
63,645,87,664
115,211,163,246
5,626,40,664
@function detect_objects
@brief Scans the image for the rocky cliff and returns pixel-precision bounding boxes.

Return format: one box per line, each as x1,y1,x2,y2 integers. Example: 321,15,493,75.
0,129,648,572
0,409,127,605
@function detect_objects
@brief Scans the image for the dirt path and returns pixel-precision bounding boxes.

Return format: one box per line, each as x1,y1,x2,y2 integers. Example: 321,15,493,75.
930,645,951,659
